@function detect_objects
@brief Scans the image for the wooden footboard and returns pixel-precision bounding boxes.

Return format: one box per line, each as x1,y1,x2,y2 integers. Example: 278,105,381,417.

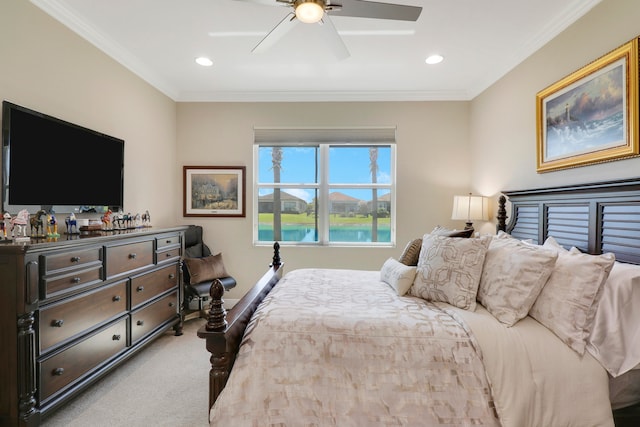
197,243,283,411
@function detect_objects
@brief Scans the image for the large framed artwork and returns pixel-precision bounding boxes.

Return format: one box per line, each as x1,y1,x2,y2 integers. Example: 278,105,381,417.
536,37,639,173
183,166,246,217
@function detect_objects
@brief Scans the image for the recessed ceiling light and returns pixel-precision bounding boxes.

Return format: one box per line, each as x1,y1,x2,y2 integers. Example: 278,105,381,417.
195,57,213,67
425,54,444,65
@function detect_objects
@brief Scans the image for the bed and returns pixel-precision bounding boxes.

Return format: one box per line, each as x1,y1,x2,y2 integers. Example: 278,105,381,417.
198,178,640,426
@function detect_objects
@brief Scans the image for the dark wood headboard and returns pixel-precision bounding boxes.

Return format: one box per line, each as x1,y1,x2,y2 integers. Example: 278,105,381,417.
497,178,640,264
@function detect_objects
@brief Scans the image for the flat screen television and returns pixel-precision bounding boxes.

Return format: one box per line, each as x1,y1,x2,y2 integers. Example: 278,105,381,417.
1,101,124,214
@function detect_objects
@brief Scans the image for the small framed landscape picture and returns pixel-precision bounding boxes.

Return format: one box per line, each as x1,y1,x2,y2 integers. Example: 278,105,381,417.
536,37,640,172
183,166,246,217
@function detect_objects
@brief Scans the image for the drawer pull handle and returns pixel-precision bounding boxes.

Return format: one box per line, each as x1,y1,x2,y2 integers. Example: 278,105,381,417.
166,239,171,244
70,256,80,263
129,253,137,259
169,302,175,307
51,319,64,327
137,320,144,326
168,273,175,279
136,286,144,292
113,295,121,302
53,368,65,376
166,253,171,258
112,334,122,341
72,277,81,284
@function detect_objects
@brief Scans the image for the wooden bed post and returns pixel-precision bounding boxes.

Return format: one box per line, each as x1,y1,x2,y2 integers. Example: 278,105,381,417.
496,195,507,233
198,242,284,412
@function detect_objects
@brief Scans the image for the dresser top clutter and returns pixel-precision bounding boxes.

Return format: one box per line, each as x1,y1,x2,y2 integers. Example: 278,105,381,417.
0,226,188,427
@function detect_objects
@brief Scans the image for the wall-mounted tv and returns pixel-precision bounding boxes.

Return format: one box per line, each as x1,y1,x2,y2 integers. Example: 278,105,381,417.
1,101,124,214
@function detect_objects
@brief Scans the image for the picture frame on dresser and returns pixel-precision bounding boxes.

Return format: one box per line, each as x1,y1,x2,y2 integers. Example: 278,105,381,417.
183,166,246,217
536,37,640,173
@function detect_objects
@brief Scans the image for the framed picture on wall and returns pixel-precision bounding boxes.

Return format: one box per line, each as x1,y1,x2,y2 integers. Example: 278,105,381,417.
183,166,246,217
536,37,640,173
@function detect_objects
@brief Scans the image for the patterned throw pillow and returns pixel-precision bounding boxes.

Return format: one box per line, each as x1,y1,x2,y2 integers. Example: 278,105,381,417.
529,244,615,355
477,237,558,326
380,257,418,296
398,238,423,266
409,234,491,310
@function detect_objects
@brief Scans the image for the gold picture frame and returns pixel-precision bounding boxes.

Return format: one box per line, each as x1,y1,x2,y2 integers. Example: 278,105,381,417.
183,166,246,217
536,37,639,173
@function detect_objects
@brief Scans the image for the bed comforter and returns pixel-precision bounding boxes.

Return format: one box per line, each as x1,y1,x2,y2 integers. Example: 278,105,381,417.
210,268,614,426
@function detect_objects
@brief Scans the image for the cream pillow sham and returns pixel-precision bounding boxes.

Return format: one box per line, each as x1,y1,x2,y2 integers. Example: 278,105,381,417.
477,236,558,326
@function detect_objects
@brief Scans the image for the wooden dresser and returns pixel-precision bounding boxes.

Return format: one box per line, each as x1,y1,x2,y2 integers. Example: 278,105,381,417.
0,226,186,427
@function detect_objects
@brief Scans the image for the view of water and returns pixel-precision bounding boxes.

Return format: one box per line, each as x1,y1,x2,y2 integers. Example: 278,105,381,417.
259,225,391,243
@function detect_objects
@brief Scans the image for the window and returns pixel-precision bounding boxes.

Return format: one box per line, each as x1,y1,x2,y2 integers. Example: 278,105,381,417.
254,128,396,246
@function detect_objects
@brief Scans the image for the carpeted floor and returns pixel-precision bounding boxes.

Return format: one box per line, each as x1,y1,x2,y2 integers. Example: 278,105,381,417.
41,318,211,427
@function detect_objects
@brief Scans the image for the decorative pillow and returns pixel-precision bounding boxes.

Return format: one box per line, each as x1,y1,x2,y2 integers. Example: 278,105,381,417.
409,234,491,310
587,261,640,376
529,245,615,355
380,257,417,296
431,225,474,238
183,253,229,285
477,237,558,326
398,238,423,266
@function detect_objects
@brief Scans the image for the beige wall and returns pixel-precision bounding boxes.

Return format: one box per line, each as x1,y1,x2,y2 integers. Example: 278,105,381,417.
176,102,472,299
6,0,640,300
471,0,640,228
0,0,177,226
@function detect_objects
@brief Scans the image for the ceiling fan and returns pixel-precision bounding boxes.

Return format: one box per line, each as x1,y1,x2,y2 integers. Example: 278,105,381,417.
234,0,423,59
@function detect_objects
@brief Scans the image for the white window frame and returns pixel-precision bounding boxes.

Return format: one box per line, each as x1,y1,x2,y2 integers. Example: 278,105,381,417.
252,127,396,247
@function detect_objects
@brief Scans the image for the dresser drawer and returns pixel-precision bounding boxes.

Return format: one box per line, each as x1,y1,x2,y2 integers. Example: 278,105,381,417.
39,318,127,402
42,264,103,300
39,280,128,353
105,240,154,278
130,264,178,309
156,234,181,250
131,290,178,343
41,247,102,274
156,246,181,264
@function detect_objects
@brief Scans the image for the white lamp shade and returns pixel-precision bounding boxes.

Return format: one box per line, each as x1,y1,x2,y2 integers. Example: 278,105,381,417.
451,194,489,222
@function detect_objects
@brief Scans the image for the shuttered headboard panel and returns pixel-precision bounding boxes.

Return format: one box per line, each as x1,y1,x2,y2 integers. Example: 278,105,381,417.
498,178,640,265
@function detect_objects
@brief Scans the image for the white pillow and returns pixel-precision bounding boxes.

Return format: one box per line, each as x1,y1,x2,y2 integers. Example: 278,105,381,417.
380,257,417,296
587,261,640,377
477,236,558,326
409,234,491,310
529,245,615,355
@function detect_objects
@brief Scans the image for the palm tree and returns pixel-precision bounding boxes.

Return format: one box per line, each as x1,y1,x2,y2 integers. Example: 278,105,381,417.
271,147,282,241
369,147,378,242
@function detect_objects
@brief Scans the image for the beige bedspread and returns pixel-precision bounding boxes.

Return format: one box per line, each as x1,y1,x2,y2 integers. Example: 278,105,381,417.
211,268,499,426
210,268,615,426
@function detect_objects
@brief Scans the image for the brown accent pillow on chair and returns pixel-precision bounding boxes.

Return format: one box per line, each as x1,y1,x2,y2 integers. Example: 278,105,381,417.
183,253,229,285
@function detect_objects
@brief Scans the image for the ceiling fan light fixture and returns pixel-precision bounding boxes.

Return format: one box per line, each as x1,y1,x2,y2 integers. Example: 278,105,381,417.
294,0,325,24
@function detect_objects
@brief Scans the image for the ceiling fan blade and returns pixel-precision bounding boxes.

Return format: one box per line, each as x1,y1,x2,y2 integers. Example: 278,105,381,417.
319,14,350,60
328,0,422,21
252,12,298,53
232,0,288,7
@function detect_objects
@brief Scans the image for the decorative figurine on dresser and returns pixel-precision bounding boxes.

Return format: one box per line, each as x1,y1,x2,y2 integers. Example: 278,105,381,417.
46,212,60,238
142,209,151,227
1,211,11,239
11,209,30,241
0,225,187,426
65,213,79,234
101,208,113,231
30,209,47,238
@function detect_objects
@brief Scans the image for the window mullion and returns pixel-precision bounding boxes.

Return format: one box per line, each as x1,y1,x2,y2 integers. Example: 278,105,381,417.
319,145,330,244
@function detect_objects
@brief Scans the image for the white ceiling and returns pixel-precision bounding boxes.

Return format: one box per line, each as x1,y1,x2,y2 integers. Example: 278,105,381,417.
31,0,602,102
